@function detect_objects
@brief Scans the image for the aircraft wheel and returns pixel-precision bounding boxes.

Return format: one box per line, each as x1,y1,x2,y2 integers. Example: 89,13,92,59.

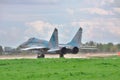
59,53,64,58
37,54,45,58
41,54,45,58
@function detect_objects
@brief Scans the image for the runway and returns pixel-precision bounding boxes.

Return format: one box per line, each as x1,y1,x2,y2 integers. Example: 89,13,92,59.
0,53,117,59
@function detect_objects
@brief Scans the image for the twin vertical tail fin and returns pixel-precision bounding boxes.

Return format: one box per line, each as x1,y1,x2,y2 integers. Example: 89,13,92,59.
67,27,83,48
49,27,82,49
49,28,58,49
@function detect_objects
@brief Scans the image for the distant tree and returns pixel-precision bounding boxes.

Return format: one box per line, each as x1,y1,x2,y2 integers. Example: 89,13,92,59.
107,43,114,52
0,45,3,55
85,42,120,52
85,41,96,46
110,46,118,52
107,43,113,47
117,44,120,51
102,44,108,52
97,43,105,52
89,41,95,46
97,42,116,52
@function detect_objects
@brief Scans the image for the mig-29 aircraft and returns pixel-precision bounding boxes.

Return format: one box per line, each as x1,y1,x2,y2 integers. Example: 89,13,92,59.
18,27,83,58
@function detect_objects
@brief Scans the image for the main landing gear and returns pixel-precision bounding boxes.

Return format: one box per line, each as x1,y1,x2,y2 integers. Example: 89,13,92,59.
59,53,64,58
37,54,45,58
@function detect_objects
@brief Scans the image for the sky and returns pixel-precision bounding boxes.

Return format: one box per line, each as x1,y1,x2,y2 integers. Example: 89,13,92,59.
0,0,120,47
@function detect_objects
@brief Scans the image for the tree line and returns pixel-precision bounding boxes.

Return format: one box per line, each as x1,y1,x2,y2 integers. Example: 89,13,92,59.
0,45,3,55
97,43,120,52
83,41,120,52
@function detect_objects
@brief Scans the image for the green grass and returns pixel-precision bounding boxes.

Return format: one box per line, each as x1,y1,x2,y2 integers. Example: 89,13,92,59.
0,57,120,80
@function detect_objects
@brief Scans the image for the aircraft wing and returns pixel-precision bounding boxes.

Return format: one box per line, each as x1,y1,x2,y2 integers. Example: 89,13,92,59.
21,46,46,50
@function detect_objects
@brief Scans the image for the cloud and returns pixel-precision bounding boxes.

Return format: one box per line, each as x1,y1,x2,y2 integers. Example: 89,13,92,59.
0,0,59,5
66,8,74,15
0,27,22,39
1,0,120,47
0,30,7,36
80,8,114,15
25,20,63,40
71,18,120,43
81,0,114,7
111,0,120,7
25,21,80,43
0,27,25,47
99,0,114,6
113,8,120,13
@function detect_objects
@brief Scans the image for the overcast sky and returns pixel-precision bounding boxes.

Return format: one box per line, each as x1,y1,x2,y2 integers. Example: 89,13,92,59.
0,0,120,47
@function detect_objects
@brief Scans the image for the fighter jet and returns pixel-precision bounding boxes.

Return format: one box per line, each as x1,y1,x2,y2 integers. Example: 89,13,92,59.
18,28,60,58
18,27,83,58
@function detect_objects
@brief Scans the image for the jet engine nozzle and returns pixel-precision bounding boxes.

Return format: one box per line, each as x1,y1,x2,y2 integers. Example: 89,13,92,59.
72,47,79,54
61,47,67,54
